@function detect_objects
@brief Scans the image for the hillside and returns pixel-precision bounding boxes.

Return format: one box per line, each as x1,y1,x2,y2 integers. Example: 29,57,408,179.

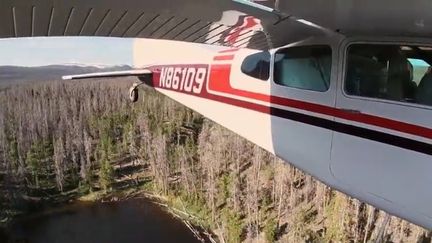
0,65,131,85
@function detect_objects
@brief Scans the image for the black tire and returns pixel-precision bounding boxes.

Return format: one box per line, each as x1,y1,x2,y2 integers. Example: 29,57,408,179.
129,87,138,102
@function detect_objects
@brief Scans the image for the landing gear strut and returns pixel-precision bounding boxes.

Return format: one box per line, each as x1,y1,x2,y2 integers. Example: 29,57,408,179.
129,82,142,103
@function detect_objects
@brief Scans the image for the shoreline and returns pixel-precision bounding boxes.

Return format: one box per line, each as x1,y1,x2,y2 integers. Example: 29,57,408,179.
93,190,218,243
0,188,217,243
138,192,217,243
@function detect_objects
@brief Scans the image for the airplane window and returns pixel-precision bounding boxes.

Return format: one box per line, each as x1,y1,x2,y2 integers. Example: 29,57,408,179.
274,45,332,92
241,51,270,80
346,44,432,106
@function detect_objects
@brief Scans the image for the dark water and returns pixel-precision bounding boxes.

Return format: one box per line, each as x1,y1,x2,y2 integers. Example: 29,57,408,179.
5,199,201,243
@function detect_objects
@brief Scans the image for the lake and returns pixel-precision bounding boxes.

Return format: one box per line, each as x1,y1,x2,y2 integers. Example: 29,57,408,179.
3,199,204,243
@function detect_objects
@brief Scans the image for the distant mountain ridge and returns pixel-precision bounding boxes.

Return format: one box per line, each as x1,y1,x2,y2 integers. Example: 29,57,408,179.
0,65,132,84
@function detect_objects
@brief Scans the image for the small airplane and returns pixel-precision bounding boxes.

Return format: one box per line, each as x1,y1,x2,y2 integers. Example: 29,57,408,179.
1,0,432,229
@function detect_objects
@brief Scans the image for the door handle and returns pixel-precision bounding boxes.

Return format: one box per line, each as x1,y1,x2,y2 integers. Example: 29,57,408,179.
340,108,362,114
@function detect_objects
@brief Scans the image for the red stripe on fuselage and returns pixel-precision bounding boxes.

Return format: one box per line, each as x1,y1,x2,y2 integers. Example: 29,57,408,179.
218,48,240,53
209,64,270,101
213,55,235,61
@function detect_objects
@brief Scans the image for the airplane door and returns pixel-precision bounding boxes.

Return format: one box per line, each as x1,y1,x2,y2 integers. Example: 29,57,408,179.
269,42,338,181
331,41,432,227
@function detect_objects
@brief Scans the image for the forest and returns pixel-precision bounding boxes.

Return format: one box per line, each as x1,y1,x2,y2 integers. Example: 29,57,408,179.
0,78,430,243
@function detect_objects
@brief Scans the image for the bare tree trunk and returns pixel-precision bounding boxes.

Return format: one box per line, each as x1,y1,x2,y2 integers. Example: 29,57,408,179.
363,206,377,243
53,137,65,192
375,213,391,243
254,148,262,237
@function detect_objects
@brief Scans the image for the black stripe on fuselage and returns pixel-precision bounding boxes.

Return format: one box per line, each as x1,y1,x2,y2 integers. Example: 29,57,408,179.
205,89,432,156
270,106,432,156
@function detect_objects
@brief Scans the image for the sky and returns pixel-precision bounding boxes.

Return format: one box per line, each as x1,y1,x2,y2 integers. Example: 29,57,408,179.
1,37,429,69
0,37,133,67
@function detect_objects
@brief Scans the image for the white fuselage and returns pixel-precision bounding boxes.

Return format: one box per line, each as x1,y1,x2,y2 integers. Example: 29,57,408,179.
132,37,432,229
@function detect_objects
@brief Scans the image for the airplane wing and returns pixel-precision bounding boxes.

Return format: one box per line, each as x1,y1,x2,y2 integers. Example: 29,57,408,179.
2,0,432,49
267,0,432,38
62,69,151,80
0,0,325,50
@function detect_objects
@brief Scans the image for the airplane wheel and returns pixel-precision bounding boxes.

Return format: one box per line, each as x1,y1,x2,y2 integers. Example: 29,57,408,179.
129,86,139,102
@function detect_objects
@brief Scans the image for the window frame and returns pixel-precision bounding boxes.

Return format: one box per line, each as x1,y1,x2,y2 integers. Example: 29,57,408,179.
272,44,333,93
341,39,432,110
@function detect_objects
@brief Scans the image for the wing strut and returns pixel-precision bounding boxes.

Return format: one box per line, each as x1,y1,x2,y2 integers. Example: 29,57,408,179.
62,69,152,80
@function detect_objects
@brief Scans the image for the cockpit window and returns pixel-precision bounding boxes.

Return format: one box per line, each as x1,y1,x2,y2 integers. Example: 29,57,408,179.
346,44,432,107
273,45,332,92
241,51,270,80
